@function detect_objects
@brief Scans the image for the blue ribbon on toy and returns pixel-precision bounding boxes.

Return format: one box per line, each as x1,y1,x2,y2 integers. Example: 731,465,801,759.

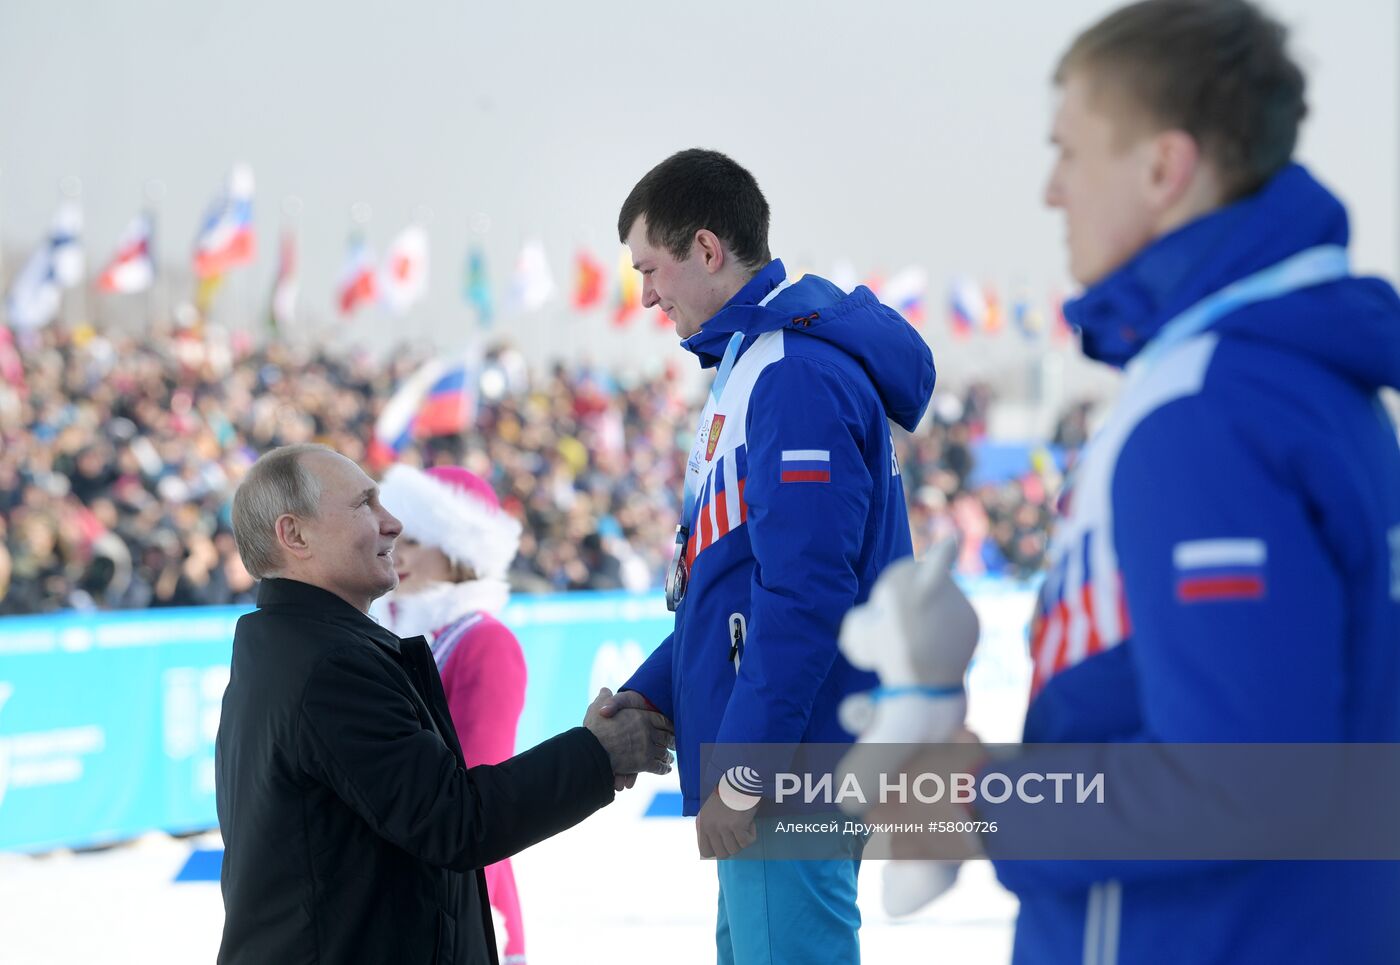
866,684,965,701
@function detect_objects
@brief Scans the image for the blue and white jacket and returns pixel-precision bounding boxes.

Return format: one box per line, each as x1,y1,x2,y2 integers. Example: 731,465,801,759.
988,165,1400,964
622,259,935,815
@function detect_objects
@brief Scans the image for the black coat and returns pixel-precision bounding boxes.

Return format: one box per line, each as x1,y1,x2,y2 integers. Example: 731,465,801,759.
215,578,614,964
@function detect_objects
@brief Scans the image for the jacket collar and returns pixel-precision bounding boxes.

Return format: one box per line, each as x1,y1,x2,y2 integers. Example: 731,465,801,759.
1063,163,1349,369
681,259,790,367
256,577,403,654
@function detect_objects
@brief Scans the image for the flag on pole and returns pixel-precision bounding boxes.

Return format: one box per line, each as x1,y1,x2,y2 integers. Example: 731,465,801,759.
6,200,83,330
464,247,493,327
337,233,378,316
508,240,554,313
193,164,255,279
369,354,478,466
982,283,1004,335
572,249,605,310
883,267,928,326
268,229,298,333
948,277,985,338
380,225,429,315
1011,287,1043,339
414,359,476,437
97,213,155,294
50,202,84,288
613,247,639,326
195,274,225,316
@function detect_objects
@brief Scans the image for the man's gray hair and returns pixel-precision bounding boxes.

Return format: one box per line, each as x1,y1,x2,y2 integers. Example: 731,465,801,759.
231,443,333,579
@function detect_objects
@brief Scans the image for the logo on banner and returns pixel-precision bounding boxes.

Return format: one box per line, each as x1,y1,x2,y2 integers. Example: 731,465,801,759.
705,415,726,462
588,640,647,699
719,764,763,811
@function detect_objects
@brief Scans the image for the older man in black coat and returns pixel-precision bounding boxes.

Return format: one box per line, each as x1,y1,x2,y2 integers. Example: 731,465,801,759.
216,444,673,964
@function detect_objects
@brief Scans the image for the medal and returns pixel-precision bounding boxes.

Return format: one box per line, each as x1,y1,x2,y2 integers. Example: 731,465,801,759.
666,525,689,611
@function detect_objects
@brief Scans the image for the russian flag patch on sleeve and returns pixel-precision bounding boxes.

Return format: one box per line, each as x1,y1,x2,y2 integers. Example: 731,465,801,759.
780,449,831,483
1173,538,1267,603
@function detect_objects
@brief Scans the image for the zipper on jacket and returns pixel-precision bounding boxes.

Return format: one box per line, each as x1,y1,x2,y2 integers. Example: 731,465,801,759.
728,612,747,672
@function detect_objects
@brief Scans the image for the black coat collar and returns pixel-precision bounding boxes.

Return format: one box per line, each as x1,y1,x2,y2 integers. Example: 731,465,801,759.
256,578,403,654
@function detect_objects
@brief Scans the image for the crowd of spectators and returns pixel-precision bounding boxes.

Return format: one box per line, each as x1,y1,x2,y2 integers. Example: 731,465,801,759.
0,320,1090,616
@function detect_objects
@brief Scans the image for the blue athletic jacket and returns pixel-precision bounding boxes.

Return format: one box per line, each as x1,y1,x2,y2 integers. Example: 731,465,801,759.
622,260,935,815
987,165,1400,964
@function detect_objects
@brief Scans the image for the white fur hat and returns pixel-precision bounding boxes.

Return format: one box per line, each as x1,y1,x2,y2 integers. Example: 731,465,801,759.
377,464,522,581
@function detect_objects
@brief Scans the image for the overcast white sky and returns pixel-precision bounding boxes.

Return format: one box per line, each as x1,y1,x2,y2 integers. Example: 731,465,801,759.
1,0,1395,368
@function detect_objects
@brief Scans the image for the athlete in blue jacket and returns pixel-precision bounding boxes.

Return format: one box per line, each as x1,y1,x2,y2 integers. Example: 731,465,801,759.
606,149,935,964
981,3,1400,962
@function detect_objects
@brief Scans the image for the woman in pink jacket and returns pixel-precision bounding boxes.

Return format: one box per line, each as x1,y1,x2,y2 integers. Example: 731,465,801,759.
373,463,529,965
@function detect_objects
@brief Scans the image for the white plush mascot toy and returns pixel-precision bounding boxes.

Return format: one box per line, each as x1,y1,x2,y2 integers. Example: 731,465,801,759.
836,537,980,917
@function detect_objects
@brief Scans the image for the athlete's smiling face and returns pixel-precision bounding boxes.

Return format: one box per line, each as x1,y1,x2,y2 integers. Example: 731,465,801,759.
625,216,733,340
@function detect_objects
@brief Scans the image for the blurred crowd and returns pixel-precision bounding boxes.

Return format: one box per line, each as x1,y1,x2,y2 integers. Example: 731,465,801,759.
0,322,1090,616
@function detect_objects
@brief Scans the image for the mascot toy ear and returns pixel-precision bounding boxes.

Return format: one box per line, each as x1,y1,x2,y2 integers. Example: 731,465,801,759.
839,555,918,678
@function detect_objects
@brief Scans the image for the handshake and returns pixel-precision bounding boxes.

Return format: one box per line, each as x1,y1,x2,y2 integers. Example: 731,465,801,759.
583,687,675,792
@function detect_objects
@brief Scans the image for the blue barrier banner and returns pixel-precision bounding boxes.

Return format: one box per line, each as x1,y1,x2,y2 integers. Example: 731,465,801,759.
501,592,674,752
0,593,675,853
0,606,243,852
0,583,1035,853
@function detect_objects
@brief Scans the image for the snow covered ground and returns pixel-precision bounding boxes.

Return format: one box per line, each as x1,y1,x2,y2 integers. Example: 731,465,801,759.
0,773,1018,964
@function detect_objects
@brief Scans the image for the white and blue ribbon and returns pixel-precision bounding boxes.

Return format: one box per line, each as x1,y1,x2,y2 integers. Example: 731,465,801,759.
1127,243,1349,380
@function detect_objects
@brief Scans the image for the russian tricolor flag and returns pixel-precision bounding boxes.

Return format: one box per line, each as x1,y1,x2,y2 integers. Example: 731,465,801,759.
369,355,477,467
415,363,474,437
948,276,986,338
193,164,255,279
883,267,928,327
780,449,830,483
1173,538,1267,603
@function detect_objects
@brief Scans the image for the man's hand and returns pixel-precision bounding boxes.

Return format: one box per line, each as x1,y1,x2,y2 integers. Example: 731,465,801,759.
583,687,674,781
597,688,659,720
864,730,988,861
596,688,674,790
695,787,758,859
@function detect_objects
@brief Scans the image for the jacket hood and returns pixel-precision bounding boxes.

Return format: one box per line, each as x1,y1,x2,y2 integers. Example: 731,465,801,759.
1065,163,1400,392
682,259,936,431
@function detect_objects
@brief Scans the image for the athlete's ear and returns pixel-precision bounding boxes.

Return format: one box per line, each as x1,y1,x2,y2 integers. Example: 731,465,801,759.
695,229,726,275
1144,128,1204,216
